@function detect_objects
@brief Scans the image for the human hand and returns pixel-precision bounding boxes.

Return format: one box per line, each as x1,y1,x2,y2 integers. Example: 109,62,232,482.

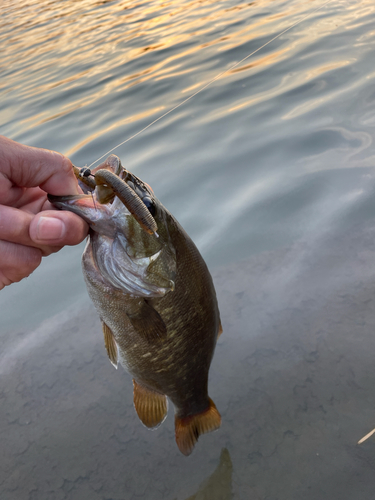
0,135,89,289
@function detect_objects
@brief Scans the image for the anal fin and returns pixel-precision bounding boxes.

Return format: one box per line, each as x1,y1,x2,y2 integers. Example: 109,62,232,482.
102,321,118,369
175,398,221,456
127,299,167,341
133,379,168,428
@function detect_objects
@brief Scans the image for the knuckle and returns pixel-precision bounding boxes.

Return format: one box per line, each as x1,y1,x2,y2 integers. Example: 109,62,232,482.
59,154,73,176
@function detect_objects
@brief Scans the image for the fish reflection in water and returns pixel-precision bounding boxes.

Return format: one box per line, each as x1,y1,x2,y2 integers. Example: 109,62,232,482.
49,155,222,456
183,448,233,500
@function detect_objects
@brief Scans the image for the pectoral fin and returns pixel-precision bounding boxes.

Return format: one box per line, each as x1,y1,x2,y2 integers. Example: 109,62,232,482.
126,300,167,341
133,379,168,428
102,321,118,369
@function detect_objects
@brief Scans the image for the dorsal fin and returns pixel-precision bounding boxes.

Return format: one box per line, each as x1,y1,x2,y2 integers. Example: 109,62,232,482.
133,379,168,428
175,398,221,456
102,321,118,369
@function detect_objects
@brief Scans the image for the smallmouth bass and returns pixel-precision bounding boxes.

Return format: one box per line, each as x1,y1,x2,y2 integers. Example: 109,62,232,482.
48,155,222,455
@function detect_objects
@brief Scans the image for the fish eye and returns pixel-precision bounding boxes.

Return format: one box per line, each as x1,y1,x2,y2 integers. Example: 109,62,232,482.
142,196,156,217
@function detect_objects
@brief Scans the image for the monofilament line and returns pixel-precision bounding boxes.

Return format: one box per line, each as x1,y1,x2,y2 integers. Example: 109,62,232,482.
88,0,335,168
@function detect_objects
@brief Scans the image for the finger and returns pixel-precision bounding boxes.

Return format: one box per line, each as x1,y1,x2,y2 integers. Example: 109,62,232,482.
0,205,55,254
0,135,79,202
0,240,42,289
0,205,88,256
29,210,89,248
0,204,42,247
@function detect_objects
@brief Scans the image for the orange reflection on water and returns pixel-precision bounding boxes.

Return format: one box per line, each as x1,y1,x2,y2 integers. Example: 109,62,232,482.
3,0,375,150
2,0,300,130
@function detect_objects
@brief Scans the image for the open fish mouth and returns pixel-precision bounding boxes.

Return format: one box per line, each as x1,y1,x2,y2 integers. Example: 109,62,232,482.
48,192,114,226
48,193,96,207
48,155,176,297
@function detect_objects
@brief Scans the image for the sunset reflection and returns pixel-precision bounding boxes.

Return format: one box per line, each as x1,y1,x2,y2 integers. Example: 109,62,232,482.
0,0,320,128
2,0,375,153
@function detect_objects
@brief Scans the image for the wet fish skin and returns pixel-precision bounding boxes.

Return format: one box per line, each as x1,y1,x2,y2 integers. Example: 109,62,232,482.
48,155,222,455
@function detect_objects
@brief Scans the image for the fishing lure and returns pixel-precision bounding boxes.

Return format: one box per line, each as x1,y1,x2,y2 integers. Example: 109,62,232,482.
72,158,158,236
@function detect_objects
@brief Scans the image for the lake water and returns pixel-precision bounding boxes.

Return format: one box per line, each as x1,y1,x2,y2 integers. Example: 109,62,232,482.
2,0,375,498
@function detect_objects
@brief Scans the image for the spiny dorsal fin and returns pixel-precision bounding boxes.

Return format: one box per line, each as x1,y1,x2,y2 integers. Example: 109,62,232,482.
175,398,221,456
133,379,168,428
127,300,167,341
102,321,118,369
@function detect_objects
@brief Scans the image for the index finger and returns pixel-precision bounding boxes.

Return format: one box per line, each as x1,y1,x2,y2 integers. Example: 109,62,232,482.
0,136,79,202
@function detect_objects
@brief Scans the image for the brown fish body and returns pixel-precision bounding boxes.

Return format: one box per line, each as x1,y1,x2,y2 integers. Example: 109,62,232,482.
85,210,219,409
49,155,221,455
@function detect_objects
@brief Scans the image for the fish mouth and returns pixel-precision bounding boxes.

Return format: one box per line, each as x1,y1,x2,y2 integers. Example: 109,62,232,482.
48,193,86,213
49,162,158,236
48,193,111,225
48,193,175,298
48,172,176,298
48,193,87,204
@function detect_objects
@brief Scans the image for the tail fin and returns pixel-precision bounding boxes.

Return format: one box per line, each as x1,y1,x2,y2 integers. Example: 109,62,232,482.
175,398,221,456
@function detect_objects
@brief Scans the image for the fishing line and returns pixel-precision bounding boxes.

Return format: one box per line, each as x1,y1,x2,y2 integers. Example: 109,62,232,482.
91,190,97,212
88,0,335,168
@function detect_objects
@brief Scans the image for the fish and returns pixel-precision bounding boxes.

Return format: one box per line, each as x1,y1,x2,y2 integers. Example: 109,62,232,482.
48,154,222,455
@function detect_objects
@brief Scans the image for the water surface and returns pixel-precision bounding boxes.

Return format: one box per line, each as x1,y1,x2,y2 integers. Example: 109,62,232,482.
2,0,375,498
